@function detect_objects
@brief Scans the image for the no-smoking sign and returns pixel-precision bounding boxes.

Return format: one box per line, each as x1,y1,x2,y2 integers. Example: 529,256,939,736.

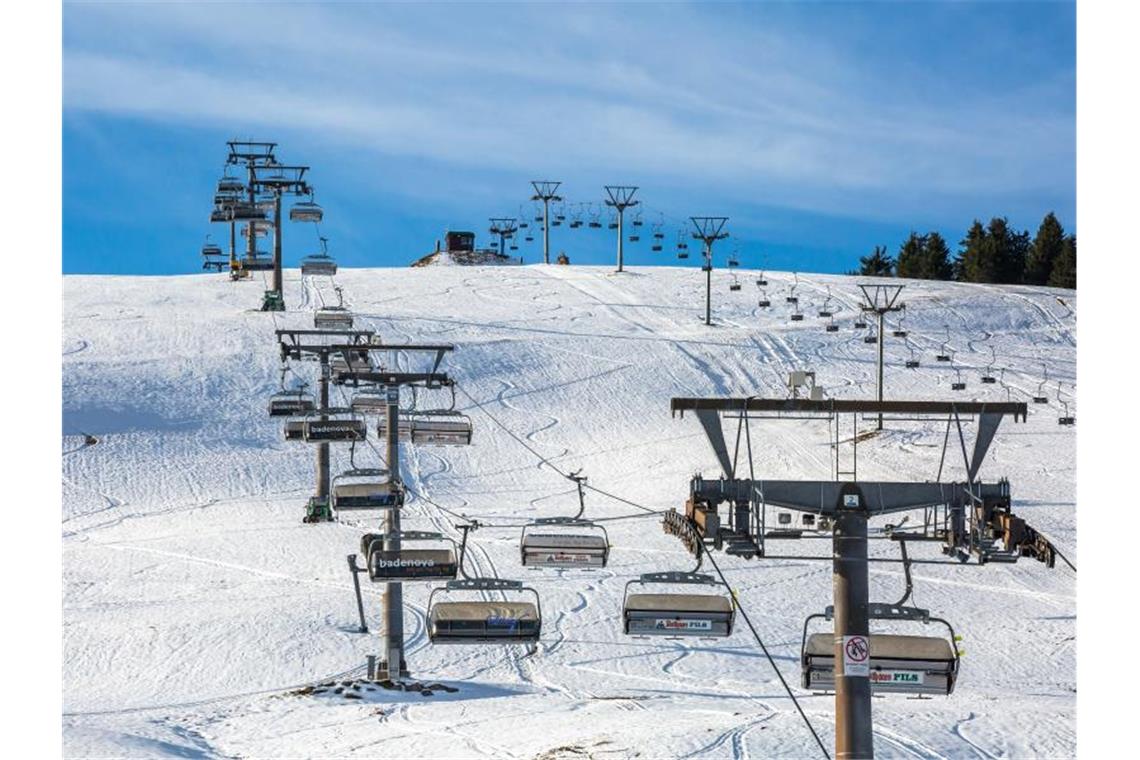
842,635,870,677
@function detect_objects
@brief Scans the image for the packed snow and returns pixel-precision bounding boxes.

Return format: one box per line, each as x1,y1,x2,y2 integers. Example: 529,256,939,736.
62,265,1076,758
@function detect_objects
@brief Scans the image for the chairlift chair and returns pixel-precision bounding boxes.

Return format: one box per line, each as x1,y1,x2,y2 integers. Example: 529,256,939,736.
758,292,771,308
210,209,231,223
854,318,868,329
314,307,353,330
1057,384,1075,425
818,288,834,318
240,254,275,272
825,317,839,333
427,577,542,645
863,332,878,344
217,176,245,194
301,411,368,443
629,234,640,242
951,368,966,391
330,352,373,376
729,274,742,292
678,251,690,260
229,204,269,223
300,250,337,277
981,347,998,383
520,518,609,569
905,345,920,369
331,468,402,511
652,243,663,252
268,389,316,417
622,572,735,638
362,531,460,582
200,237,223,258
377,410,473,446
801,546,960,696
756,273,768,287
936,344,952,362
1033,365,1050,403
790,309,804,322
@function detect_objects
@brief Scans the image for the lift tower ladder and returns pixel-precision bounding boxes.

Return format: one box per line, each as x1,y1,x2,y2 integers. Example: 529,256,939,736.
669,395,1053,760
334,344,456,682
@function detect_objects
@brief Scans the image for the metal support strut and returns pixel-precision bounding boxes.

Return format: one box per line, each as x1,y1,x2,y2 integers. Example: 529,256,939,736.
833,484,873,759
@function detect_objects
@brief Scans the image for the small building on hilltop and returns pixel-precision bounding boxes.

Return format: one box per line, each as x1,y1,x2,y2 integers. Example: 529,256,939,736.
412,230,521,267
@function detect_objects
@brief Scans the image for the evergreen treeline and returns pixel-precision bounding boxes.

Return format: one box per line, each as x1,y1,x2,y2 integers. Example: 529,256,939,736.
855,212,1075,289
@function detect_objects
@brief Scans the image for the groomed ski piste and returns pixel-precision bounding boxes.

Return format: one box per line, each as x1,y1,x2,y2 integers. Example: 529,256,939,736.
62,265,1076,759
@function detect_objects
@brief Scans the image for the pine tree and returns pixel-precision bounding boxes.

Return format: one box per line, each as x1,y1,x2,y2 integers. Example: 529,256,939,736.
921,232,953,280
1025,212,1066,285
1048,234,1076,289
956,220,989,282
858,245,895,276
895,232,926,279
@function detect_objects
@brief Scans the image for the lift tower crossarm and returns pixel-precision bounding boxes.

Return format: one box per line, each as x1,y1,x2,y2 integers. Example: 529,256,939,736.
671,398,1027,421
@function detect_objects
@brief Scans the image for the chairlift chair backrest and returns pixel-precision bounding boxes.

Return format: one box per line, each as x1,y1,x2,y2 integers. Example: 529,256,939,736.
362,531,459,582
314,307,353,329
331,468,401,511
520,517,610,569
622,572,735,638
267,390,316,417
301,413,367,443
800,606,960,696
427,577,542,645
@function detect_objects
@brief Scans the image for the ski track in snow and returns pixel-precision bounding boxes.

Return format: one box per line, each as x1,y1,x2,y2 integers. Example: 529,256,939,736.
62,266,1076,759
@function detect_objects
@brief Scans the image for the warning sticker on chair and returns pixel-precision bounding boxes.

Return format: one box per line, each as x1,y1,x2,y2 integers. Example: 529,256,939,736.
842,635,870,677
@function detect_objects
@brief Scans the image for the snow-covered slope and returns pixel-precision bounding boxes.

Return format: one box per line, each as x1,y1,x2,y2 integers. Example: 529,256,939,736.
62,265,1076,758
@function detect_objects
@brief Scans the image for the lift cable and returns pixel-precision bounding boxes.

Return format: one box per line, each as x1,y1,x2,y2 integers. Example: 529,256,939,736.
701,548,832,760
455,382,661,516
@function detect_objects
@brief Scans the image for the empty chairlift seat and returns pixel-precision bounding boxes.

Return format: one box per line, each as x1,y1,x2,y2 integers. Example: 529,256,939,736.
300,254,337,276
331,469,402,511
801,633,958,696
362,531,459,582
376,411,474,446
427,578,542,645
267,390,316,417
622,572,735,638
289,200,324,223
301,414,367,442
315,307,353,329
520,518,609,568
241,254,275,272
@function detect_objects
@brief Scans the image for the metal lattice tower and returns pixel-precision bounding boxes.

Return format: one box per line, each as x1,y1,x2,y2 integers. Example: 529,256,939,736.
489,217,519,261
857,283,905,430
604,185,639,272
530,181,562,265
690,216,730,326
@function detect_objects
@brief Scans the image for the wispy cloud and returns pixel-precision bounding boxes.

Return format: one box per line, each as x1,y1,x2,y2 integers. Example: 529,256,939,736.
64,3,1073,219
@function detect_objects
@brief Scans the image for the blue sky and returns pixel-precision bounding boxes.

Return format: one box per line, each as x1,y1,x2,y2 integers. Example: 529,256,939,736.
62,1,1075,275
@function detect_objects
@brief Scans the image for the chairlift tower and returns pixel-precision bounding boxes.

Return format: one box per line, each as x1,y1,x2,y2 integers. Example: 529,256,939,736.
333,346,457,681
225,141,277,279
857,284,905,431
604,185,639,272
252,164,311,311
690,217,730,326
276,329,378,519
530,181,562,265
489,217,519,262
669,396,1060,759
